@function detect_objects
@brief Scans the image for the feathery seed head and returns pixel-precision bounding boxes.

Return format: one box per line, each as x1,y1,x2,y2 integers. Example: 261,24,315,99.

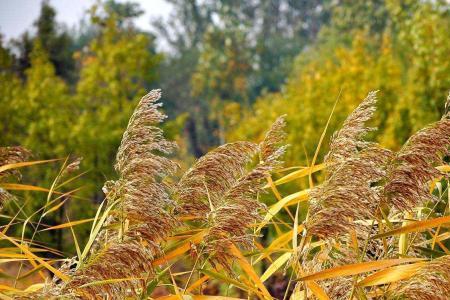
308,147,392,239
384,115,450,211
0,146,31,180
65,90,179,298
325,91,378,171
390,255,450,300
307,92,391,239
260,115,288,166
177,141,259,216
0,146,31,208
176,117,287,270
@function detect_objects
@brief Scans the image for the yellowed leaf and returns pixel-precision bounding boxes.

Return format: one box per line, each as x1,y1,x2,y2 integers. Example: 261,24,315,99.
229,244,272,299
0,159,60,174
152,231,206,266
0,284,20,292
372,216,450,239
40,218,94,231
260,252,292,282
23,283,45,293
186,274,210,293
306,281,330,300
436,165,450,172
299,258,424,281
357,262,426,287
270,164,326,186
258,190,309,230
295,265,330,300
0,232,70,282
0,183,57,193
193,296,246,300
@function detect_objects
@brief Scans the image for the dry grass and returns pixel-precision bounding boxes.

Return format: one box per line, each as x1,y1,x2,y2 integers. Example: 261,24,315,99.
1,90,450,299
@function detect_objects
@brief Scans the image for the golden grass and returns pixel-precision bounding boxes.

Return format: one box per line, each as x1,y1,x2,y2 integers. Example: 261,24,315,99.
1,90,450,299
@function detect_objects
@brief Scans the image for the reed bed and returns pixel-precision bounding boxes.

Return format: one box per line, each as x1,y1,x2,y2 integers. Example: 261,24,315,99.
1,89,450,299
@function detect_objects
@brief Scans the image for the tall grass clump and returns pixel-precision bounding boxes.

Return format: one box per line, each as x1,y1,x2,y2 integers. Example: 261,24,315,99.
62,90,180,298
2,89,450,300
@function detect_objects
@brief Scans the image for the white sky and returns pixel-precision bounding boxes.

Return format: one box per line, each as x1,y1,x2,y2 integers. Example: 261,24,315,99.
0,0,172,40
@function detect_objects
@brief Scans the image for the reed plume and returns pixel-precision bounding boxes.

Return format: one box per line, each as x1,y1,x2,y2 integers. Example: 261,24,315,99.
64,90,178,298
324,91,378,171
259,115,288,166
307,92,392,239
177,116,286,269
176,141,259,216
205,164,270,269
206,116,287,268
390,255,450,300
0,146,30,207
0,187,13,207
308,147,392,239
384,93,450,211
0,146,31,179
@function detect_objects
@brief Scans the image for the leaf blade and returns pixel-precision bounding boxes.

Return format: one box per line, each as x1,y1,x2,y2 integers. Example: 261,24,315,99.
298,258,424,282
260,252,292,282
372,216,450,239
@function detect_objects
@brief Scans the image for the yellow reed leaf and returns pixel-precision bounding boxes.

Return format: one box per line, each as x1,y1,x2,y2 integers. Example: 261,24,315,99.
258,190,309,230
273,163,326,186
0,159,60,174
260,252,292,282
298,258,424,281
0,232,70,282
372,215,450,239
152,231,206,266
40,218,94,231
357,262,426,287
229,244,272,299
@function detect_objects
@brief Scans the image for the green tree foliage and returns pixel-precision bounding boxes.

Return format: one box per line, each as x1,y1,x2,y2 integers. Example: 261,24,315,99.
0,1,162,250
23,41,75,247
0,39,74,249
12,0,75,82
0,36,22,143
22,41,72,155
383,0,450,147
192,25,252,146
228,0,450,171
319,0,390,44
227,33,402,167
1,38,72,160
73,5,162,203
155,0,333,154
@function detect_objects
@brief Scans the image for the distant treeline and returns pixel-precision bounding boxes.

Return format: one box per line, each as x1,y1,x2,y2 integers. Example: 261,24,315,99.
0,0,449,250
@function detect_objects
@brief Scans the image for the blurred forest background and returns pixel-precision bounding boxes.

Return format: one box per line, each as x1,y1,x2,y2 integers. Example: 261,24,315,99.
0,0,449,254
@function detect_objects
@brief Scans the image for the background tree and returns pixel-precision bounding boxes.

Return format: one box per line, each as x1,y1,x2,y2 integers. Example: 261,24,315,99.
382,0,450,148
73,3,162,206
12,0,76,82
0,39,75,250
191,24,252,146
0,36,22,144
227,33,402,170
155,0,333,155
0,0,449,255
0,1,162,250
227,0,450,170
